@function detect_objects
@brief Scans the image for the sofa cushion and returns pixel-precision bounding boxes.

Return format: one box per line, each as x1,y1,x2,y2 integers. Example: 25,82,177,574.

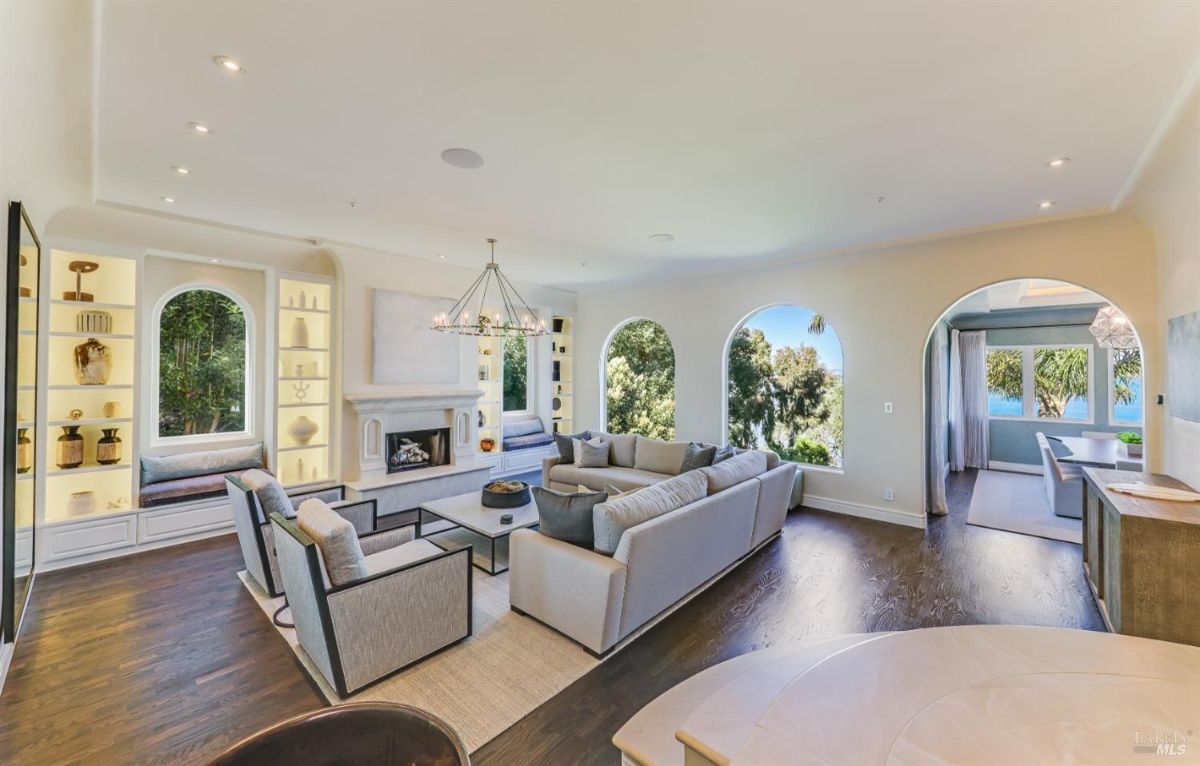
633,436,690,475
140,442,264,486
549,463,666,492
680,442,717,472
502,431,555,451
296,498,368,587
533,486,608,547
554,431,591,463
593,470,708,555
241,468,294,523
576,438,611,468
699,450,767,495
595,432,637,467
711,445,738,464
138,473,230,508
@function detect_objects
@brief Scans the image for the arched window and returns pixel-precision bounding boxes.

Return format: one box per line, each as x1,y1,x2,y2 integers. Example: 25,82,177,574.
155,286,251,440
604,319,676,439
725,305,843,468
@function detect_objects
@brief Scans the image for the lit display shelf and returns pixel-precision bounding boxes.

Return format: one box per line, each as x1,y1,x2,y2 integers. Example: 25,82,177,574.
276,275,336,487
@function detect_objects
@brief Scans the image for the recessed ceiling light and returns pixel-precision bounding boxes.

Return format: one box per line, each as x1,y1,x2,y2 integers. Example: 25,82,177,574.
213,55,244,74
188,122,212,134
441,148,484,169
160,196,177,204
209,258,220,263
1038,200,1055,209
438,254,446,259
1046,157,1070,168
648,233,675,243
171,165,191,176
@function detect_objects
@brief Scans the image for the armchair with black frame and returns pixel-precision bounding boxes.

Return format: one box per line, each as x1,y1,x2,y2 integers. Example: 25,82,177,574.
225,470,415,598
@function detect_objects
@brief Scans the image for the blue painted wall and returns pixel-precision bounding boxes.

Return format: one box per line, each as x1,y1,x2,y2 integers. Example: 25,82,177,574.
984,324,1142,465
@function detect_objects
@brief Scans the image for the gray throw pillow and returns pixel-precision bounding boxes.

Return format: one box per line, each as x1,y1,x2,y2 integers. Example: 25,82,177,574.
533,486,607,547
680,442,717,472
241,468,294,523
554,431,591,463
577,438,610,468
712,445,738,464
141,442,264,485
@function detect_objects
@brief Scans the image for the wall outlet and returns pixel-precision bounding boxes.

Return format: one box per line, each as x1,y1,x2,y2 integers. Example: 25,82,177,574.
883,402,893,414
884,488,894,502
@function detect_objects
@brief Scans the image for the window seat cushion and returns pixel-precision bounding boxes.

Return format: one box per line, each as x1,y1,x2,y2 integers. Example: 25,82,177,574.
502,431,555,451
140,470,274,508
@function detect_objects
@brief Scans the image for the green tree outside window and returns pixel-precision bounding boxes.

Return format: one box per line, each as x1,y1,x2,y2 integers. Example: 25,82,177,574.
158,289,247,437
503,334,529,412
606,320,676,439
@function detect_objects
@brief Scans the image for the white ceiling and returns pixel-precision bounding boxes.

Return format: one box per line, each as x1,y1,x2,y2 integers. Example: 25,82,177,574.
948,279,1107,317
95,2,1199,291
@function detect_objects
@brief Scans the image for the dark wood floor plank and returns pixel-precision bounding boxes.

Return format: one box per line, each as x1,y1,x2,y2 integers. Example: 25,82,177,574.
0,469,1102,765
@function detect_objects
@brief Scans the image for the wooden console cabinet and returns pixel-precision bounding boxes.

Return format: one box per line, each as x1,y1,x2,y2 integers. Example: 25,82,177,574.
1082,468,1200,646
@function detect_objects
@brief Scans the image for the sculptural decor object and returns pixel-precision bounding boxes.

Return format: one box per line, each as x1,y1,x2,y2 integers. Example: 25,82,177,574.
479,437,496,452
96,428,122,465
66,491,96,517
63,260,99,301
288,415,319,446
19,253,30,297
290,315,310,348
56,426,84,469
73,338,112,385
75,309,112,334
102,401,121,418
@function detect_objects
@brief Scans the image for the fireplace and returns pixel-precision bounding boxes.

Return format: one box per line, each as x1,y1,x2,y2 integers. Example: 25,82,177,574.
386,428,451,473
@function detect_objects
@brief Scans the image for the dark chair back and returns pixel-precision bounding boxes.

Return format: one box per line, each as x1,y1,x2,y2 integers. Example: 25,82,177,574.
208,703,470,766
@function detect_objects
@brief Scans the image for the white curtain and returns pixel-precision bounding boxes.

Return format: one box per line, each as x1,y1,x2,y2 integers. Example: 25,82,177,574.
948,329,965,471
927,324,949,514
958,330,989,469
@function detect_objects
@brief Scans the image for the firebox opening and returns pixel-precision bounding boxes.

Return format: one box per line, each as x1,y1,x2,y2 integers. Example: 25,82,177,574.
386,428,451,473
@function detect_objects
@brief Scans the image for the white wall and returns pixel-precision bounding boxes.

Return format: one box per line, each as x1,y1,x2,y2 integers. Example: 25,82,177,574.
575,213,1161,526
1124,70,1200,491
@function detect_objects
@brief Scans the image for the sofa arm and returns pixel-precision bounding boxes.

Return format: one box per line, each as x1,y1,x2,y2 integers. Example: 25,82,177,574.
509,529,626,654
329,498,377,535
542,454,562,487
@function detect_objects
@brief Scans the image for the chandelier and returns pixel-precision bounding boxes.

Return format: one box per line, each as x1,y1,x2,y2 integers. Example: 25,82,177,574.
431,238,547,337
1089,306,1137,349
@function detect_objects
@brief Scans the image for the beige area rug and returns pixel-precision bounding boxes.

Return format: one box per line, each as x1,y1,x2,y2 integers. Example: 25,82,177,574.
966,469,1082,544
241,553,606,753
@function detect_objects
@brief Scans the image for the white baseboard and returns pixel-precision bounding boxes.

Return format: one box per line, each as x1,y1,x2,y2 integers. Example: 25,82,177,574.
802,495,927,529
987,461,1043,475
36,525,235,573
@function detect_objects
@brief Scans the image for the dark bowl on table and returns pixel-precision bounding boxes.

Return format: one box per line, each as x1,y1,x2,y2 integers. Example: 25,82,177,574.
481,480,531,509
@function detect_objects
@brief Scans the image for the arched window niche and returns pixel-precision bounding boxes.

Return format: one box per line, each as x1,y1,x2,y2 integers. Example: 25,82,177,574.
153,285,252,442
724,304,844,468
602,318,676,439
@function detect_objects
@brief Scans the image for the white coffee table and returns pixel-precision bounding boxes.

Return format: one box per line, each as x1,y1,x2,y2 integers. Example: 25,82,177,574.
417,490,539,575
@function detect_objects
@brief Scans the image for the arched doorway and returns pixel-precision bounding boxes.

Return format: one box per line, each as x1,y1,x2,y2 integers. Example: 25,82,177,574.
923,279,1146,539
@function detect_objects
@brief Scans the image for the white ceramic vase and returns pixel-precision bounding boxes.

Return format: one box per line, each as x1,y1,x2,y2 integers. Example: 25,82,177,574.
66,491,96,517
288,415,319,446
290,316,310,348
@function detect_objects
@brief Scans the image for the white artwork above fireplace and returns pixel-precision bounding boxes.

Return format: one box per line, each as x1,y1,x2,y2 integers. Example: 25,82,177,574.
372,289,460,385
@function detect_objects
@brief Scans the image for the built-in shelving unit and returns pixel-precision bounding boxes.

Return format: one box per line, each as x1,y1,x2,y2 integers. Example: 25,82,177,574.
275,275,335,487
42,250,138,525
476,334,503,457
551,315,574,433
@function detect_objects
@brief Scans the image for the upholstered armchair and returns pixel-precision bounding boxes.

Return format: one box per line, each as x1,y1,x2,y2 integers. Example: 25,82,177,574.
1037,433,1083,518
270,500,473,696
226,469,397,597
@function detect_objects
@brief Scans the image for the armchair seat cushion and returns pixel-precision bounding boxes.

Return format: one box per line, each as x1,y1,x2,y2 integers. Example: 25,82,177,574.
362,539,444,577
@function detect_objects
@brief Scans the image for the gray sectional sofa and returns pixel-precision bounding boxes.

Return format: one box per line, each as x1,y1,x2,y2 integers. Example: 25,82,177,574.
513,433,799,654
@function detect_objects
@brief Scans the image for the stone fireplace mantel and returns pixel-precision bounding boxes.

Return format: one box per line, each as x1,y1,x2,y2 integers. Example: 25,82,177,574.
344,388,483,482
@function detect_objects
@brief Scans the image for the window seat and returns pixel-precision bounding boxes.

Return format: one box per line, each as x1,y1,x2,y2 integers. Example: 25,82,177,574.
502,431,555,451
501,417,554,452
139,442,267,508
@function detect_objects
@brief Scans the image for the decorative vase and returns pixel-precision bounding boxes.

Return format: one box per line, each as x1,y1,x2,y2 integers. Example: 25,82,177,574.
480,437,496,452
478,409,486,427
66,491,96,517
56,426,85,469
96,428,122,465
290,316,310,348
75,310,113,334
103,401,121,418
16,428,32,474
73,338,112,385
288,415,319,446
1123,442,1143,458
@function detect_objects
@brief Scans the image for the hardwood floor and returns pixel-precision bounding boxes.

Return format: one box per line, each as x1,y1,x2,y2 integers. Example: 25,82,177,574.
0,469,1102,765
